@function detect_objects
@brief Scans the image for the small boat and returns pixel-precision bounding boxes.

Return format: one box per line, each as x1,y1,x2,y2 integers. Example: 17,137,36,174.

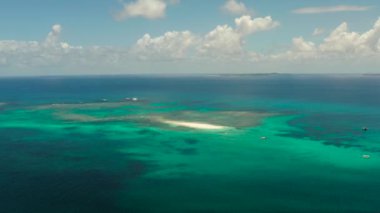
362,154,371,159
124,97,138,102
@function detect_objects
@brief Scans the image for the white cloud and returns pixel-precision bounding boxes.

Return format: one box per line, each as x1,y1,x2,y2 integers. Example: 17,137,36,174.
114,0,179,21
235,15,279,36
272,18,380,61
319,22,359,53
293,5,371,14
133,31,197,60
2,17,379,75
319,18,380,54
45,24,62,46
312,28,325,36
115,0,167,20
0,27,71,68
198,15,279,58
222,0,250,15
199,25,244,58
0,24,129,72
134,15,280,60
292,37,316,52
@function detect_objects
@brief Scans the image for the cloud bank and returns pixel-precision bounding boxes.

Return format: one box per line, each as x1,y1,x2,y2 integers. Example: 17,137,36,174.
1,16,380,75
274,18,380,61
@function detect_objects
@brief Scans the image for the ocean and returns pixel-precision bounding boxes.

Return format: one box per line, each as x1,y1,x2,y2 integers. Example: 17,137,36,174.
0,74,380,212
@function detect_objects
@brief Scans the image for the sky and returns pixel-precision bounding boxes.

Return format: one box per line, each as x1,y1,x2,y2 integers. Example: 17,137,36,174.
0,0,380,76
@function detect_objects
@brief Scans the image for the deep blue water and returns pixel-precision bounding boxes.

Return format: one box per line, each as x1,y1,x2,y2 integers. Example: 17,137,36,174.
1,74,380,107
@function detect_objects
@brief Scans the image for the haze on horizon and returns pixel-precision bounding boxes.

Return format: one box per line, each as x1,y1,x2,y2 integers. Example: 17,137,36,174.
0,0,380,76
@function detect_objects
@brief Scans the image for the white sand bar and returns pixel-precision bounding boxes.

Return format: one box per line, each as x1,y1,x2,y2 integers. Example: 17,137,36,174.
161,119,230,130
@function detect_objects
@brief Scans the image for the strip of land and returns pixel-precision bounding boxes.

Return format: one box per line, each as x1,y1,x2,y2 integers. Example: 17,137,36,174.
160,119,230,130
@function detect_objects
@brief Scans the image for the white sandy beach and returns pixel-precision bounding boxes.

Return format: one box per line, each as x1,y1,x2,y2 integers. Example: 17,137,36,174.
160,119,230,130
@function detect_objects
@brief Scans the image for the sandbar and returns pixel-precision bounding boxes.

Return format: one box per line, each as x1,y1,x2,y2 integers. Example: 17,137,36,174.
160,119,230,130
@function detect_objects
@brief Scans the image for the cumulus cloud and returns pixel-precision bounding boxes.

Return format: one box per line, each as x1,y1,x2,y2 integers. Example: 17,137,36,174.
132,31,197,60
132,15,279,60
2,16,379,75
319,19,380,53
235,15,279,35
319,22,358,53
200,25,244,57
292,37,316,52
114,0,177,20
293,5,371,14
222,0,250,15
272,18,380,61
0,24,130,72
45,24,62,46
199,15,279,58
0,24,73,69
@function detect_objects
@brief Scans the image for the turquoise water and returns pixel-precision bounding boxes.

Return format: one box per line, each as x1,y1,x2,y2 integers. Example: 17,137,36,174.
0,75,380,212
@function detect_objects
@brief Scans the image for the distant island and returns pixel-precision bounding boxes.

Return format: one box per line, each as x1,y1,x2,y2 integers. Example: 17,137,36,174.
211,73,283,77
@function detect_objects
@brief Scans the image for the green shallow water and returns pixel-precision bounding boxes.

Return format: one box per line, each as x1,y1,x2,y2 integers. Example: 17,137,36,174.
1,100,380,213
1,76,380,212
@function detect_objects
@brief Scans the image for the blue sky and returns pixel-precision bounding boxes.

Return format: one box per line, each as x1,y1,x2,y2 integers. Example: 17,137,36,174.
0,0,380,75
